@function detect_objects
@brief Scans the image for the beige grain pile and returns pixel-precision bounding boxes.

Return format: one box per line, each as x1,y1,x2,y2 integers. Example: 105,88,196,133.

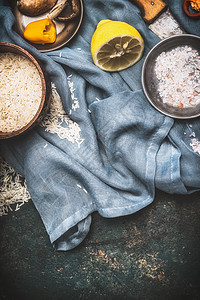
0,52,42,133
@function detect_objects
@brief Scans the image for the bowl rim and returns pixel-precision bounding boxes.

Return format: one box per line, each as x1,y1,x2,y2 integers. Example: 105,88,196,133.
0,42,47,139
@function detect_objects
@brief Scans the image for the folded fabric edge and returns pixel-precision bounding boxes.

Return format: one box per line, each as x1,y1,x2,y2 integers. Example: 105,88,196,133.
50,196,153,251
53,215,92,251
49,203,95,250
98,195,153,217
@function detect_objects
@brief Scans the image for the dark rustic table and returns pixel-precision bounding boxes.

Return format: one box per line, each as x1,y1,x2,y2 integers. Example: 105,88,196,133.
0,189,200,300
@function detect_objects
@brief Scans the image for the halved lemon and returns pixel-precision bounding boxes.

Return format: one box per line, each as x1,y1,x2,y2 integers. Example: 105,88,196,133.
91,19,144,72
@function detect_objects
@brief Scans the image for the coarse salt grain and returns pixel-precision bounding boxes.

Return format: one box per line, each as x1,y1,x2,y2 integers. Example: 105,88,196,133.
154,46,200,109
190,138,200,154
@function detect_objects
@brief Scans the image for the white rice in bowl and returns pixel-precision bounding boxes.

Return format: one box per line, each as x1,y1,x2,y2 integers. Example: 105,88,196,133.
0,52,42,133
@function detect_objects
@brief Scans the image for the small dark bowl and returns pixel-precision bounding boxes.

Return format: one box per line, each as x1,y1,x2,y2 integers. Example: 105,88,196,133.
0,42,50,139
142,34,200,119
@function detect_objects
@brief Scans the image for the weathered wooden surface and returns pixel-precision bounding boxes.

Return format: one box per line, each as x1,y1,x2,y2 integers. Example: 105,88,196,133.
130,0,167,23
0,190,200,299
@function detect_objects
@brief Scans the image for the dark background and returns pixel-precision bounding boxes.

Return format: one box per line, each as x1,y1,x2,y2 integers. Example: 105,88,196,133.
0,189,200,300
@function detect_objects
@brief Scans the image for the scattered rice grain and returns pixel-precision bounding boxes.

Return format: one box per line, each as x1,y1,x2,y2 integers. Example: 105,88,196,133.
40,83,84,147
0,156,30,216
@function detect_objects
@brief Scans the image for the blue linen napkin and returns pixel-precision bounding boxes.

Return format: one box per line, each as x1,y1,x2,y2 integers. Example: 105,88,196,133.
0,0,200,250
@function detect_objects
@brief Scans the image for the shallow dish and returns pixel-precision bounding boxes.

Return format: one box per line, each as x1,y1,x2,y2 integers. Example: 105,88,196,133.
12,0,83,52
0,42,50,139
142,34,200,119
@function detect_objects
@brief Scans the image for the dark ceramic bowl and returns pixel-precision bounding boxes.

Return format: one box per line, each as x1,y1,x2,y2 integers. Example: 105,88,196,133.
142,34,200,119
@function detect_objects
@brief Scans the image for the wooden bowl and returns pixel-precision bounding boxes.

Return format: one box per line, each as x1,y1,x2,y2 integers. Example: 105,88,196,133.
0,42,50,139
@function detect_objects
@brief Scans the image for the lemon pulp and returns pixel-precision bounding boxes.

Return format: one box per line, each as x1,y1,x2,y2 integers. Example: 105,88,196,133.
91,20,144,72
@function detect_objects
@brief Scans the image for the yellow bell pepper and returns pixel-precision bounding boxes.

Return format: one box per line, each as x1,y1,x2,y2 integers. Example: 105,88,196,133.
24,19,56,45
